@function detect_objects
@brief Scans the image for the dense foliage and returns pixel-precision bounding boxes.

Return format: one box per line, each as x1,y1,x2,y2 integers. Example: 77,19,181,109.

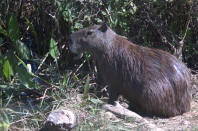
0,0,197,89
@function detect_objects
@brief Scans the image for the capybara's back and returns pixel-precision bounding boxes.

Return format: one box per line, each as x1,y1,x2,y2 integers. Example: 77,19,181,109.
69,24,192,117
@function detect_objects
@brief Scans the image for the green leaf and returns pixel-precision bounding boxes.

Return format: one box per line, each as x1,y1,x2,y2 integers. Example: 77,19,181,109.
0,25,7,36
74,23,83,30
0,111,10,131
7,14,19,42
17,66,34,88
95,18,103,23
7,52,18,74
84,15,90,21
15,40,30,59
84,52,93,60
0,122,9,131
90,98,104,105
129,2,137,15
13,55,34,88
49,38,59,60
3,60,13,82
101,11,107,16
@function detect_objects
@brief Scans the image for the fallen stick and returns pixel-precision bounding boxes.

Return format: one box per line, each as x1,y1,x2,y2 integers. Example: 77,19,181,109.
102,101,164,131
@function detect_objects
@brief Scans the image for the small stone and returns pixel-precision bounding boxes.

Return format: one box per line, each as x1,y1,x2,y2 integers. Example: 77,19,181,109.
40,109,77,131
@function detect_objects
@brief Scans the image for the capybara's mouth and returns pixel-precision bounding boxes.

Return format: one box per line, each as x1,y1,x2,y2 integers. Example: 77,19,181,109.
68,41,83,60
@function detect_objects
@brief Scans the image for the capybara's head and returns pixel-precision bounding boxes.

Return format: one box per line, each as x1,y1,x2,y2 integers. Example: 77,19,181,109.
69,24,114,55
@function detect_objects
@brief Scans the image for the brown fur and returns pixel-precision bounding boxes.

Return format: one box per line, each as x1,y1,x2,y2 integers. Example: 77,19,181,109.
69,24,192,117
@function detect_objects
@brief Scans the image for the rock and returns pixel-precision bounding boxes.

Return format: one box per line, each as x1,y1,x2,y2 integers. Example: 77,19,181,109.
40,109,77,131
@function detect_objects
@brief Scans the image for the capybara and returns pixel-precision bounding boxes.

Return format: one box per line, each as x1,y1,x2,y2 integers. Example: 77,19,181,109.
69,24,191,117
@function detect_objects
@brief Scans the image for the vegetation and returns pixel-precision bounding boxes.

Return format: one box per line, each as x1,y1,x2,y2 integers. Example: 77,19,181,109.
0,0,197,130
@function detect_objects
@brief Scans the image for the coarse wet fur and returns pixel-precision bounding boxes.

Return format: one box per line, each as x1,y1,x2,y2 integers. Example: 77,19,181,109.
69,24,192,117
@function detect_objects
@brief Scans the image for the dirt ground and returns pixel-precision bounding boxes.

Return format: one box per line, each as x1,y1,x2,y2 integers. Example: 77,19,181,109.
147,100,198,131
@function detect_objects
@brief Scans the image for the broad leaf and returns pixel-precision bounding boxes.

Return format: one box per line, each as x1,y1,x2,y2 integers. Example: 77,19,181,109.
7,52,17,73
15,40,30,59
3,60,13,82
14,54,34,88
17,66,34,88
7,14,19,42
49,38,59,60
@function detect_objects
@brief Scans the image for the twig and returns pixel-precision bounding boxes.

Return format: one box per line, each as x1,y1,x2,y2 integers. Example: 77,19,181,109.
102,102,164,131
74,59,87,74
179,13,191,44
36,52,49,73
40,87,54,107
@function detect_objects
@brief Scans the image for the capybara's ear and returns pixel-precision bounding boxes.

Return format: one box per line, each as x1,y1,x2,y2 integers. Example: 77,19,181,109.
98,23,108,32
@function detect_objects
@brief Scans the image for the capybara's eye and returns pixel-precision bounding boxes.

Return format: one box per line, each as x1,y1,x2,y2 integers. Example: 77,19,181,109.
87,31,93,36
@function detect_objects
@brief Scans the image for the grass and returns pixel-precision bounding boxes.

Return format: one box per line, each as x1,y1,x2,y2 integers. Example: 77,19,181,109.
0,63,134,131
